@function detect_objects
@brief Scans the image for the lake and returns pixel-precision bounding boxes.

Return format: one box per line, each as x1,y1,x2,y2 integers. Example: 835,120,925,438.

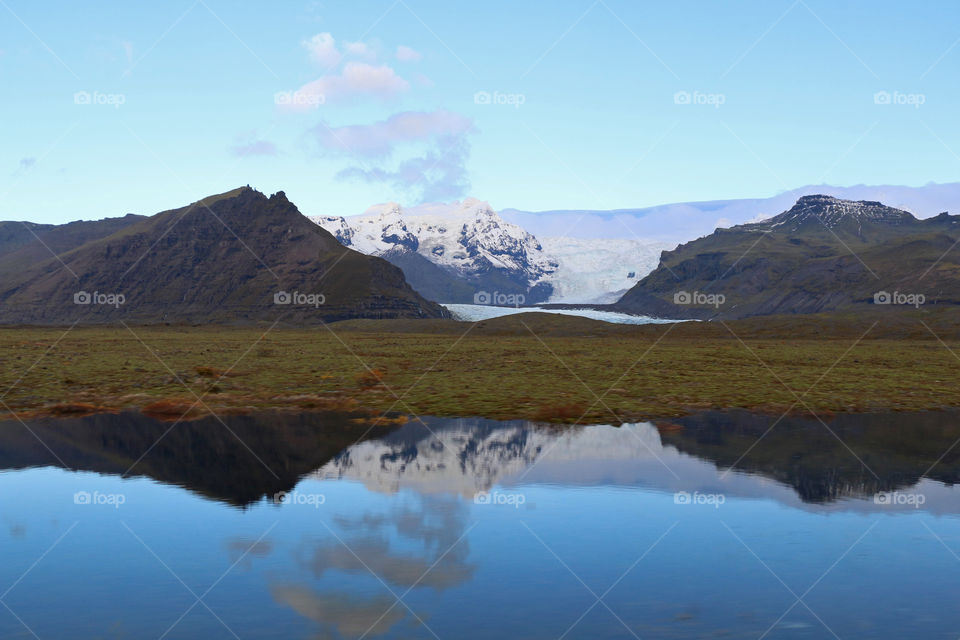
1,409,959,638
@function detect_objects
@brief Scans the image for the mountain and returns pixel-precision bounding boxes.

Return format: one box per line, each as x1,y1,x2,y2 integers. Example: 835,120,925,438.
0,221,52,256
314,198,558,304
614,194,960,319
314,416,669,497
0,410,398,507
0,187,449,324
662,410,960,503
313,411,960,506
314,200,668,305
0,214,145,277
502,181,960,244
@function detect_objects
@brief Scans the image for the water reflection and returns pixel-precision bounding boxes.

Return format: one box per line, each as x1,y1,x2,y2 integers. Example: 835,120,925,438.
269,587,405,639
313,411,960,511
272,494,474,638
0,411,394,506
2,409,960,510
3,409,960,638
664,409,960,502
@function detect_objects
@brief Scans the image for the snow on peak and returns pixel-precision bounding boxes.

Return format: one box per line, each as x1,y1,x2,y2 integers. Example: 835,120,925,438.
312,419,666,496
312,198,668,302
316,198,558,284
363,201,404,218
757,195,916,231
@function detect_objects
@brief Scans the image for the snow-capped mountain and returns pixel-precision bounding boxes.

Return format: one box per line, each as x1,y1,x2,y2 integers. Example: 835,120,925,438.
317,198,557,280
753,194,916,231
312,199,667,305
315,199,562,303
312,417,667,496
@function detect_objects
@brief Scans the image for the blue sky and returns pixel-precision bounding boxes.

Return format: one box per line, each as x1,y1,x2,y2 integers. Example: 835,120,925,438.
2,0,959,223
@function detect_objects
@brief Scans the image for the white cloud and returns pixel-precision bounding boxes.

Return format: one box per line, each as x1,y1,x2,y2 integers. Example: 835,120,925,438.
309,110,476,202
745,212,774,223
303,32,341,67
283,62,410,111
310,109,473,157
337,135,472,203
396,45,422,62
344,41,376,61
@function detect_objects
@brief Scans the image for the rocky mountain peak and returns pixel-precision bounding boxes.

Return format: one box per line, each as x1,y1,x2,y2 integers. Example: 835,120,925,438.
312,198,562,301
761,194,917,230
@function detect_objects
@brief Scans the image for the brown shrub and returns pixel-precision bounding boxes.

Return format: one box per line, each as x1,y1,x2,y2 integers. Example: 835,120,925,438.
355,369,386,389
46,403,103,416
531,402,588,422
194,366,226,378
141,399,206,421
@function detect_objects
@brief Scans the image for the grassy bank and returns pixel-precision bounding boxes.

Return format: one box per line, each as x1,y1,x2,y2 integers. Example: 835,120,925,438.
1,310,959,424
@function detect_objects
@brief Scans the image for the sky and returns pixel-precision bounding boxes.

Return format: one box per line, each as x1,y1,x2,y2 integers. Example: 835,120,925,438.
2,0,959,224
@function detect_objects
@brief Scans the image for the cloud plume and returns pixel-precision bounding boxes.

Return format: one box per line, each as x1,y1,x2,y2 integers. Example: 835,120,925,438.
308,109,475,202
282,62,409,111
310,109,472,157
337,133,472,203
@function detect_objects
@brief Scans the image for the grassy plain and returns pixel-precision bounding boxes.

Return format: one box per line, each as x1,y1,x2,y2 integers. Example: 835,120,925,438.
1,310,959,424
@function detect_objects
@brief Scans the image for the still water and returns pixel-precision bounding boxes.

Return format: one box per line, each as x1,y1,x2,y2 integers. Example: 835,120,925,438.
1,410,959,638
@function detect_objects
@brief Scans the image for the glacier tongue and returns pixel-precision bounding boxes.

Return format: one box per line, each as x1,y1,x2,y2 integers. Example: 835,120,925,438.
540,236,669,304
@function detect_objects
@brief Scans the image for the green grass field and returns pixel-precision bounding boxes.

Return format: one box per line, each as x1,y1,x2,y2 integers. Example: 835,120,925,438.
2,311,960,424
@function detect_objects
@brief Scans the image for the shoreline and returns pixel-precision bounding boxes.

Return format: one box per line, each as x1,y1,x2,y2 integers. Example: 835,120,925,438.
4,397,959,427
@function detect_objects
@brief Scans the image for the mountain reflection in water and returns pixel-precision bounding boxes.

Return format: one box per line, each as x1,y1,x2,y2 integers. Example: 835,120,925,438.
1,409,958,510
3,409,960,639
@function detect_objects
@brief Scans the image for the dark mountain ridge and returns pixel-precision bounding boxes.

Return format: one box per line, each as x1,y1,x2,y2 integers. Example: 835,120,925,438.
0,187,448,325
615,195,960,319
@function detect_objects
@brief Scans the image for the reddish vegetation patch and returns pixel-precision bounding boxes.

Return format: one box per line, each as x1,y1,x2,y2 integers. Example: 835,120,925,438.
532,403,588,422
46,402,110,417
141,399,207,421
655,421,685,432
194,366,231,378
353,414,409,427
356,369,386,389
